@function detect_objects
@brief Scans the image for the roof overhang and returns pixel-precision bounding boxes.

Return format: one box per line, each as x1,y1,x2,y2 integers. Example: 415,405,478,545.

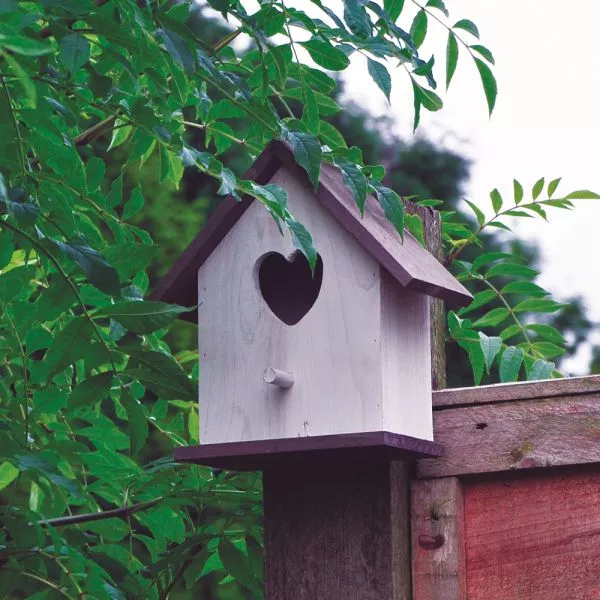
150,141,472,322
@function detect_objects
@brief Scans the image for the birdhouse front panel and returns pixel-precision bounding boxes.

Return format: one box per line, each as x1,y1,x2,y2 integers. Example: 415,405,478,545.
198,164,385,444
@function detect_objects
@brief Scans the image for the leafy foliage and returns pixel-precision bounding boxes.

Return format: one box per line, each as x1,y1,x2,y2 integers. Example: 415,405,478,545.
0,0,595,598
443,178,599,383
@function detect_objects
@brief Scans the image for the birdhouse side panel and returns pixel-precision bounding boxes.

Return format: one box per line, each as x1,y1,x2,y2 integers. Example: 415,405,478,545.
380,268,433,441
198,164,383,445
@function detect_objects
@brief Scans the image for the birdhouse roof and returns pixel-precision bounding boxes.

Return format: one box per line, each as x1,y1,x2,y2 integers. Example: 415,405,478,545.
151,141,471,320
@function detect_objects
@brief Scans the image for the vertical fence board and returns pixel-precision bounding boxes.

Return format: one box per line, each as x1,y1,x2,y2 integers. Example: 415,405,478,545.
412,477,466,600
465,469,600,600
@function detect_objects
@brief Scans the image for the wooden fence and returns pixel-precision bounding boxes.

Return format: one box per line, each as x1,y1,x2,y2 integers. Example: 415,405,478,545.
412,374,600,600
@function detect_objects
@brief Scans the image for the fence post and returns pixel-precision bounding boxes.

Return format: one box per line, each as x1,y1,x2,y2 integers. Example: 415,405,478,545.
263,204,444,600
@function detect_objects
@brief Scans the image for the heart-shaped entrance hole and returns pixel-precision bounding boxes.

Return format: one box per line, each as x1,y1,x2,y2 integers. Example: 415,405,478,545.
257,251,323,325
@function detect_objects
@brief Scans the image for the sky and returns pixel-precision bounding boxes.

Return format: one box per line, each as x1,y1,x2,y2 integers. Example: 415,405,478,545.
342,0,600,373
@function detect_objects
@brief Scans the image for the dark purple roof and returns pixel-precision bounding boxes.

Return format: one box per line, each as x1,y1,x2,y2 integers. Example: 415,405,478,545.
150,141,472,320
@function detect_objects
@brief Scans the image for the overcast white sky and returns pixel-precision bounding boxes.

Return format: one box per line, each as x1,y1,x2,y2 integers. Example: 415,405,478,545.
342,0,600,373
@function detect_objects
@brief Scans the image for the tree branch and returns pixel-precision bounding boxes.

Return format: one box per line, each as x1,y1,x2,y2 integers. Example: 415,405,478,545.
39,496,162,528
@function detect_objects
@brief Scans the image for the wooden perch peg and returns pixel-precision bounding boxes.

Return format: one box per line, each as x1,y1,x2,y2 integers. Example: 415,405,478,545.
264,367,294,389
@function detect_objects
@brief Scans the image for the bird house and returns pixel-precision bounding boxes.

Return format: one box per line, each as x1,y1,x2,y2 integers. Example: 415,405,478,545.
152,142,471,469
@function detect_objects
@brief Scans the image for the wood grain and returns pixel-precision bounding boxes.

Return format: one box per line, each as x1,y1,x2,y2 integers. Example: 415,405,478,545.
405,202,446,391
198,165,383,444
418,392,600,478
464,468,600,600
411,478,466,600
432,374,600,408
381,269,433,441
197,164,436,444
264,460,411,600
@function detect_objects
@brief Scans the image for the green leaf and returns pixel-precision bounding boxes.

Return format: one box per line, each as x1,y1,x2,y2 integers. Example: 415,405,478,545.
123,186,144,219
160,28,196,74
500,324,521,342
372,183,404,236
446,32,458,89
473,307,510,328
453,19,479,38
301,86,320,134
1,190,38,227
528,359,555,381
44,317,95,378
96,301,193,334
207,122,234,155
287,219,317,271
68,372,113,409
301,39,350,71
252,182,288,219
474,57,497,115
456,337,484,385
460,289,496,315
0,33,51,56
565,189,600,199
410,11,427,48
52,238,121,296
367,59,391,101
512,298,566,314
547,177,561,197
479,332,502,373
86,157,105,192
123,347,196,401
426,0,448,16
108,121,132,151
485,262,538,279
334,158,368,214
0,461,18,490
58,33,90,73
343,0,372,38
490,188,503,213
384,0,404,21
532,341,565,359
3,52,36,106
319,120,346,149
122,390,149,455
500,346,524,382
219,538,263,598
532,177,545,200
283,130,322,189
33,387,67,414
405,213,425,245
501,281,548,297
413,81,443,112
526,324,565,345
470,44,494,64
464,199,484,226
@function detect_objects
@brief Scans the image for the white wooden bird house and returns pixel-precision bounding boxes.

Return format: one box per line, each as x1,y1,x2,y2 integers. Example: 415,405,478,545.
153,142,471,467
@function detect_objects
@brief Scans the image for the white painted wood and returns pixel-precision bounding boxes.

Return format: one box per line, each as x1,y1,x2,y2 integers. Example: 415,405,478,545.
197,164,432,444
264,367,295,389
380,268,433,441
198,165,382,444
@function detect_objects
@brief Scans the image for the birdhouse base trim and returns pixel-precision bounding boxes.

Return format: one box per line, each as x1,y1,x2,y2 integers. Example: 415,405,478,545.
173,431,443,472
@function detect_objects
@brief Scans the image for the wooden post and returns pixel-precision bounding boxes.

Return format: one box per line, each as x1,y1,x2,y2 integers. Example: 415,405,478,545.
264,461,411,599
263,203,444,599
411,478,466,600
407,206,467,599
